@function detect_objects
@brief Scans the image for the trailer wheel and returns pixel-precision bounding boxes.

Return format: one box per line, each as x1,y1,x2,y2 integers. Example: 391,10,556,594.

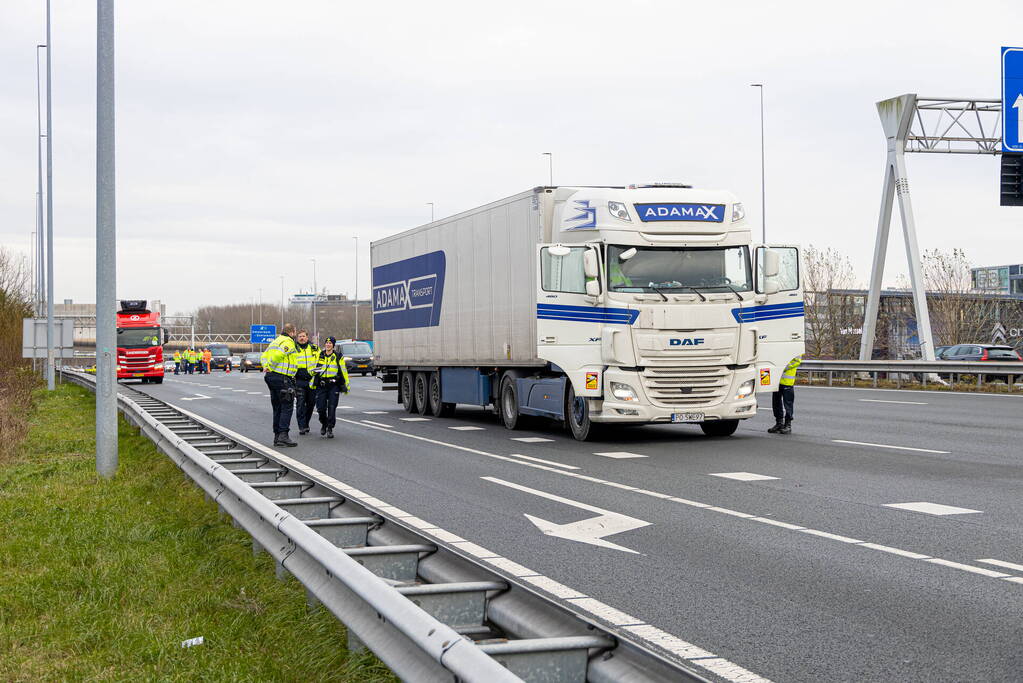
428,372,454,417
414,372,429,414
700,419,738,437
400,372,415,412
500,376,523,430
566,383,595,441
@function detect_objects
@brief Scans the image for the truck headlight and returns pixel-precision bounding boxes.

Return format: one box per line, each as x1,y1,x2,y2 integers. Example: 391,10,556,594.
731,202,746,222
608,201,631,222
735,379,755,400
610,381,638,402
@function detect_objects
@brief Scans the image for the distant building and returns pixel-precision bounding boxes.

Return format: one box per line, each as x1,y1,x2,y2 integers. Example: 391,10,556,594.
971,265,1023,296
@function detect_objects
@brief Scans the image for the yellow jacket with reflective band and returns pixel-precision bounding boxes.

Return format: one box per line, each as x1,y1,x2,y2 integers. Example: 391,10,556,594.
294,342,320,378
262,334,298,377
172,351,181,362
779,356,802,386
310,352,349,388
185,350,195,362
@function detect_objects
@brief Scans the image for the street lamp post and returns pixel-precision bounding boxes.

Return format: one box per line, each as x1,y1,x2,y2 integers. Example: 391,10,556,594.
35,43,46,318
310,257,317,343
542,152,553,185
353,236,359,339
751,83,766,244
280,275,285,329
45,1,55,390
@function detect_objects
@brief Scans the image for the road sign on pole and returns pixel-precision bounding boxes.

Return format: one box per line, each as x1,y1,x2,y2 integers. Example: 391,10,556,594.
1003,46,1023,153
250,324,277,344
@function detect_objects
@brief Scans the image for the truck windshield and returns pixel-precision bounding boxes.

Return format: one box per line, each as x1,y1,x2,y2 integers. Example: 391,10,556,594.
117,327,161,348
341,342,372,356
607,245,752,293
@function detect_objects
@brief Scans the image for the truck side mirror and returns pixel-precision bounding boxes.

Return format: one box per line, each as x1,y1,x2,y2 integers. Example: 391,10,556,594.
585,280,601,297
763,249,780,278
764,279,780,295
583,250,599,279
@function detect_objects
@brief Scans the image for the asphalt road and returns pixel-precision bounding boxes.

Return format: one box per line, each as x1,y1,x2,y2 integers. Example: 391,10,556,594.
131,370,1023,682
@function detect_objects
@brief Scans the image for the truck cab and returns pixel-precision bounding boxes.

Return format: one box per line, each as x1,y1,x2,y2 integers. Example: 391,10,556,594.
535,185,803,438
116,300,165,384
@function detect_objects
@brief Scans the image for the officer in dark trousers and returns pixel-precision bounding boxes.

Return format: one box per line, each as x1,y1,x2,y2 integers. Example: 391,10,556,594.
262,323,299,447
768,355,802,435
310,336,350,438
292,329,319,435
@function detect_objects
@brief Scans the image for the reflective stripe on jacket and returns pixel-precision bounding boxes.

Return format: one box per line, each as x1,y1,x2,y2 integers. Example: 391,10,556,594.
310,352,349,388
294,343,319,378
262,334,298,377
173,352,181,361
779,356,803,386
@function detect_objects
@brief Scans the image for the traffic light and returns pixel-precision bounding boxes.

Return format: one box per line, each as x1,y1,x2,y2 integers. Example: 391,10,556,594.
1003,153,1023,207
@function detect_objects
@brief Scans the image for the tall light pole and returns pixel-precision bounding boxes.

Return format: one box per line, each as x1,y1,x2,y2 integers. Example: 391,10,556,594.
96,0,117,477
427,202,434,222
279,275,285,328
353,236,359,339
310,257,317,342
45,1,55,390
258,287,262,324
36,43,46,318
542,152,553,186
751,83,766,244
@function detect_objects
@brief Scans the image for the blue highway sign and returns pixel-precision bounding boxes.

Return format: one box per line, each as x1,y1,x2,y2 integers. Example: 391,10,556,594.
250,324,277,344
1003,46,1023,153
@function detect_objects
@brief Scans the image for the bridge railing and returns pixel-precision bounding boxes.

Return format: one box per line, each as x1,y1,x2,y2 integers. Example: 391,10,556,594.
799,359,1023,389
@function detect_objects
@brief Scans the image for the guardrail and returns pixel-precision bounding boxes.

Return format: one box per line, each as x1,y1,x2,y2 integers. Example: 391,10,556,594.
799,359,1023,389
62,370,708,683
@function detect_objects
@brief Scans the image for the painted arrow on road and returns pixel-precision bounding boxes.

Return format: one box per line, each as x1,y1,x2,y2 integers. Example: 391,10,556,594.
180,393,211,401
482,476,651,554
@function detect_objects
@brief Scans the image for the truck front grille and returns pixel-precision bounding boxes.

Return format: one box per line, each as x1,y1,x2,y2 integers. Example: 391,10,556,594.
641,366,730,407
121,356,153,370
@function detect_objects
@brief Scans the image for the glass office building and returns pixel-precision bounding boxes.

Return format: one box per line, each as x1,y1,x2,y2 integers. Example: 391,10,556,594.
972,265,1023,295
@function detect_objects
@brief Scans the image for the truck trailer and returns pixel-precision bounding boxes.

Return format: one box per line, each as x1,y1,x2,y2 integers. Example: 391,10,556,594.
371,185,804,440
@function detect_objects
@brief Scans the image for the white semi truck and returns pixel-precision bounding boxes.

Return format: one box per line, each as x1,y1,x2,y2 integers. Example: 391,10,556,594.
371,185,804,441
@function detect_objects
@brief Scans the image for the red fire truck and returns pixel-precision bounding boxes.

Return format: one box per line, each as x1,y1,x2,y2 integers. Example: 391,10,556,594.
116,300,165,383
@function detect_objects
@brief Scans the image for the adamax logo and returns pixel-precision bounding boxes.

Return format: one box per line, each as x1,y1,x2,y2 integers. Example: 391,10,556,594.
634,203,724,223
669,338,705,346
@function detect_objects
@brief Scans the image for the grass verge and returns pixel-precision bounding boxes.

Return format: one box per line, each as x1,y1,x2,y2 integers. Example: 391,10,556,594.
0,383,396,682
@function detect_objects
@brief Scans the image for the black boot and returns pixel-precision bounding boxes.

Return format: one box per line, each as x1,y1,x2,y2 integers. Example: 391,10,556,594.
779,420,792,435
299,427,309,435
767,421,784,433
277,432,298,447
320,426,327,436
326,428,334,439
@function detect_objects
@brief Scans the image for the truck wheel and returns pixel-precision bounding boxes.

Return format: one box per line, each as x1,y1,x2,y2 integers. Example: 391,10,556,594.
428,372,455,417
153,377,163,385
401,372,415,412
700,420,739,437
414,372,429,414
500,376,523,430
566,383,595,441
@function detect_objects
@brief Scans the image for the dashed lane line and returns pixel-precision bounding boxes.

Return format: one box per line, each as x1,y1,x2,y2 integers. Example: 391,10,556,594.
400,417,431,422
170,404,769,683
978,558,1023,573
593,451,648,459
710,472,778,482
832,439,950,454
331,416,1021,590
449,426,485,431
360,420,393,429
505,453,579,470
883,502,982,516
512,437,555,443
858,398,929,405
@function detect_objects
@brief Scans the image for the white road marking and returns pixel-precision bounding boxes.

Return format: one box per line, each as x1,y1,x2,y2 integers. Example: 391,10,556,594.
339,406,355,410
1003,576,1023,585
180,393,211,401
329,415,1020,590
232,389,246,392
858,398,928,405
566,597,644,626
362,411,387,414
360,420,393,429
710,472,778,482
978,558,1023,573
449,425,485,431
512,437,555,443
482,476,651,554
505,453,579,470
800,529,863,544
884,502,982,516
246,392,261,395
925,558,1009,578
832,439,950,454
593,451,648,459
520,575,585,599
400,417,431,422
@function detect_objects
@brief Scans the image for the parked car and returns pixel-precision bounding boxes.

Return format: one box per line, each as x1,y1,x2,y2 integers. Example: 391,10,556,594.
940,344,1023,362
240,352,262,372
935,345,952,359
229,355,242,369
163,360,176,372
340,340,376,376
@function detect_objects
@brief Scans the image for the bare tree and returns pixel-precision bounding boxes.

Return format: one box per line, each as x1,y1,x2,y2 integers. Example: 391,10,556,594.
921,248,1002,347
802,245,861,358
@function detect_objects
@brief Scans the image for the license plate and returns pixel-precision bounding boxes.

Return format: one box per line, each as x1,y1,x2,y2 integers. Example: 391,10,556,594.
358,364,368,368
671,412,704,423
133,373,144,377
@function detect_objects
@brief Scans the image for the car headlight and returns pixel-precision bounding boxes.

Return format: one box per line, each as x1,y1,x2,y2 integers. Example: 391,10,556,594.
608,201,631,222
609,381,639,402
735,379,755,400
731,202,746,222
154,363,163,369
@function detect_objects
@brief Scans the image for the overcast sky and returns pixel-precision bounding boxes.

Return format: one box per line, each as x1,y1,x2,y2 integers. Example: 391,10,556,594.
1,0,1020,313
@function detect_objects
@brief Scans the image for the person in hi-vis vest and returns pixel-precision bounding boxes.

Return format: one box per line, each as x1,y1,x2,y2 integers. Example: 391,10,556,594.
768,355,802,435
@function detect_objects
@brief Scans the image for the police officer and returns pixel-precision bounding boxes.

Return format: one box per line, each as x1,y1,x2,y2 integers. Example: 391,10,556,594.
292,329,319,435
310,336,349,438
172,349,181,375
768,355,802,435
262,323,299,447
